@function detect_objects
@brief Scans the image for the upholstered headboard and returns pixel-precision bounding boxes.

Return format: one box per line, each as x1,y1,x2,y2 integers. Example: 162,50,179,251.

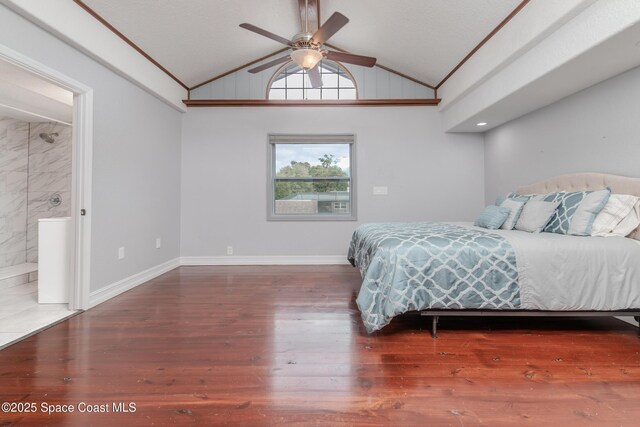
517,172,640,197
517,172,640,240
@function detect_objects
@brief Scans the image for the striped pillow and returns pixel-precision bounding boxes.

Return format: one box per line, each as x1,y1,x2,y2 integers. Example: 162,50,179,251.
591,195,640,237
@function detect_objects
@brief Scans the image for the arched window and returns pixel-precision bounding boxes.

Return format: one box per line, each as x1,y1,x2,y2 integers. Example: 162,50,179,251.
267,60,357,100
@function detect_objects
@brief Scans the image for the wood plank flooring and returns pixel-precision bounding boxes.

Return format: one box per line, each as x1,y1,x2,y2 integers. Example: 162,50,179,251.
1,265,639,426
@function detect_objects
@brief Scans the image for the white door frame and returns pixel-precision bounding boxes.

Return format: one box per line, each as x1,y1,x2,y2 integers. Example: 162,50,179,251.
0,43,93,310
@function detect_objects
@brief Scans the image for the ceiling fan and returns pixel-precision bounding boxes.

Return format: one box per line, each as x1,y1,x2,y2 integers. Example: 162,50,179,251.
239,0,377,88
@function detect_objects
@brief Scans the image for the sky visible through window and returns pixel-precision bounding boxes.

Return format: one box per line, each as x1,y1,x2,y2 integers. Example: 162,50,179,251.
275,144,350,174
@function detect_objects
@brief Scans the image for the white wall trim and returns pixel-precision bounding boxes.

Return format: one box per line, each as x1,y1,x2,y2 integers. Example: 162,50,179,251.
180,256,350,266
1,0,187,112
71,88,93,310
63,257,640,332
87,256,346,309
88,257,180,308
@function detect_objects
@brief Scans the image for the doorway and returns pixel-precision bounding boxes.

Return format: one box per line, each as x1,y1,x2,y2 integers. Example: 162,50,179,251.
0,43,92,348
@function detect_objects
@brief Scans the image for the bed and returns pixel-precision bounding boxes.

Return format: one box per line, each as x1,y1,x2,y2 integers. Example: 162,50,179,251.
348,173,640,337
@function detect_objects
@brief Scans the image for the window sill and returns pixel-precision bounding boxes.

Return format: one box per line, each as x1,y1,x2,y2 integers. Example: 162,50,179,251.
267,214,357,222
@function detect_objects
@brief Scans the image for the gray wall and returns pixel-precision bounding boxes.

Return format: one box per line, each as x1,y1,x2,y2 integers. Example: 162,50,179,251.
181,107,484,257
484,65,640,204
0,5,182,292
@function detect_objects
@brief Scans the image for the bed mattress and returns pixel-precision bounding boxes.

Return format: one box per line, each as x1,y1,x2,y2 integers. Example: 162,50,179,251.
348,222,640,333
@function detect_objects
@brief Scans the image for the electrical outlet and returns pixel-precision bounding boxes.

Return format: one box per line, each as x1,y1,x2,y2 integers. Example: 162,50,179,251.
118,247,125,260
226,246,233,255
156,238,161,249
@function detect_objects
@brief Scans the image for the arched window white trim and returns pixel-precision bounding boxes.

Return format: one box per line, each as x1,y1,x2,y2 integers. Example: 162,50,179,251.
267,60,358,100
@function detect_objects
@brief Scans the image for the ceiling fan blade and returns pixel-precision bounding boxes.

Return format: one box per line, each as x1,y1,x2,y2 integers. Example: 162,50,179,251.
239,23,292,46
248,56,291,74
298,0,319,33
312,12,349,45
308,65,322,88
325,50,377,67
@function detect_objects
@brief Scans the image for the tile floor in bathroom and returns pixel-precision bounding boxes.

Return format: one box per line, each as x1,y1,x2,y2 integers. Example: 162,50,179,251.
0,279,76,349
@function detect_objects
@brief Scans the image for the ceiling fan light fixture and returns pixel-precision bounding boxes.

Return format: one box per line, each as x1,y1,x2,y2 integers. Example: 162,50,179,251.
290,49,323,69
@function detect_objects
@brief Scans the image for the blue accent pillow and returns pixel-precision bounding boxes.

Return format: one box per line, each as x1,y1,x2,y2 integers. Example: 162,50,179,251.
543,191,590,234
474,205,512,230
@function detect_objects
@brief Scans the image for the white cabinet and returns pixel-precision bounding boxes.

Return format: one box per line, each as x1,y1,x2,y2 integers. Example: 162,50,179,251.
38,217,72,304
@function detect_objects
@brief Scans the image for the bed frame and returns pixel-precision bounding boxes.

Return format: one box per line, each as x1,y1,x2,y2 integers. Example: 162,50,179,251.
422,172,640,338
422,311,640,338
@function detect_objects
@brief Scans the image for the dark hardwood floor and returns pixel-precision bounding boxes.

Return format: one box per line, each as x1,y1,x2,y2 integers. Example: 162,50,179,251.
1,265,639,426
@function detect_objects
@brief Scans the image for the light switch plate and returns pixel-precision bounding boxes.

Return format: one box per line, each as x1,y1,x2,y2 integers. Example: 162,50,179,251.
373,186,388,195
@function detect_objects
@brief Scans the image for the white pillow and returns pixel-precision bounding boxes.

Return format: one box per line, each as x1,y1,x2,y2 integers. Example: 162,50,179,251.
567,188,611,236
591,194,639,236
515,201,560,233
499,198,526,230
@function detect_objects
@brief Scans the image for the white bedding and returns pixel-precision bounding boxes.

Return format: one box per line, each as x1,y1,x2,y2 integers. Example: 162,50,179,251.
457,222,640,311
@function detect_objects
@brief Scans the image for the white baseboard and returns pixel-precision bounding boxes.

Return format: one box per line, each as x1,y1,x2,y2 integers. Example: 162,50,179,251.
86,255,346,309
180,255,349,266
88,257,180,308
80,257,639,333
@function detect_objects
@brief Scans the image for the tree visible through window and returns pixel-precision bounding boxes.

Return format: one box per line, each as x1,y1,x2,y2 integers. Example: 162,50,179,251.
268,60,357,100
268,135,356,220
275,154,348,200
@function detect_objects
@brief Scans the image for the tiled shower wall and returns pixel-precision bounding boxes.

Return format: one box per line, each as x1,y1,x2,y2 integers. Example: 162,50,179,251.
26,123,72,263
0,118,28,269
0,119,71,268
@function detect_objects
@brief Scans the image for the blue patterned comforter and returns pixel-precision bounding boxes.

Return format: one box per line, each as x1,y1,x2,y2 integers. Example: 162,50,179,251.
348,223,521,333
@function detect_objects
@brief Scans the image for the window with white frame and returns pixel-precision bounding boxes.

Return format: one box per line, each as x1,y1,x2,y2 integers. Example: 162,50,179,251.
267,60,357,100
268,134,356,221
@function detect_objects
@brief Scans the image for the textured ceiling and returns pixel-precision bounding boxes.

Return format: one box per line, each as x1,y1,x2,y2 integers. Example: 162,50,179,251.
80,0,523,89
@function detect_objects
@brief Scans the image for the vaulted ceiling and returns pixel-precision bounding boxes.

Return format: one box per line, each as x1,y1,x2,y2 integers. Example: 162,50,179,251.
79,0,523,89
